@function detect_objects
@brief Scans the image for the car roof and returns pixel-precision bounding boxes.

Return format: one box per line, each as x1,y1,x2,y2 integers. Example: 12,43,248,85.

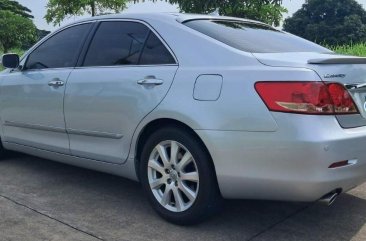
68,12,268,27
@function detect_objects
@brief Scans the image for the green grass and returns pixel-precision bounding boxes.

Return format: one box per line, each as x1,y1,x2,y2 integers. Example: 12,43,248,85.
329,43,366,57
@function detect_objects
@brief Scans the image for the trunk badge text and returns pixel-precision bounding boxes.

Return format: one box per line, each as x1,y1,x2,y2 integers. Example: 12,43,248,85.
324,74,346,79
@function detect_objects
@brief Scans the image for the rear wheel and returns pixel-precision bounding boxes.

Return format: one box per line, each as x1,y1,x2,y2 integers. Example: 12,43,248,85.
140,127,222,225
0,140,8,159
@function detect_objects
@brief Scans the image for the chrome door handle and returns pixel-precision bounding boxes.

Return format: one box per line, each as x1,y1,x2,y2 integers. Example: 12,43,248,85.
48,79,64,88
137,76,164,86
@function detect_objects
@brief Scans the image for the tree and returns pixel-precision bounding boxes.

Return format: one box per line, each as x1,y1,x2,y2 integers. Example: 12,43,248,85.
0,10,37,52
45,0,127,26
134,0,287,26
283,0,366,45
0,0,33,19
0,0,47,49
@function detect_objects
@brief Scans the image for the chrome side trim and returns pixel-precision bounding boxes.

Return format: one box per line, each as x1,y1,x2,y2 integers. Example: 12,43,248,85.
4,121,123,139
67,128,123,139
4,121,66,133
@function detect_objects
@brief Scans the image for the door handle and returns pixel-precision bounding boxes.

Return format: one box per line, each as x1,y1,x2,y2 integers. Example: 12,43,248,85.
137,76,164,86
48,78,65,88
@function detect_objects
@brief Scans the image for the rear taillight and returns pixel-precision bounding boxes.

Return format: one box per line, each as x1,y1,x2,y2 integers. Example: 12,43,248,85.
255,81,358,115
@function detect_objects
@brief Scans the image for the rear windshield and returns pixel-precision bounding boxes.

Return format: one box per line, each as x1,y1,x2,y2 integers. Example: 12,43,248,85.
183,20,332,53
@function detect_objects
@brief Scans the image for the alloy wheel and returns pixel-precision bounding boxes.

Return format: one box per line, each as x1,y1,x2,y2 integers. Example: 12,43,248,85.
147,140,199,212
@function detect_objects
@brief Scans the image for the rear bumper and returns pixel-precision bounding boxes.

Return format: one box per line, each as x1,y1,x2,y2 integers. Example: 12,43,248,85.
196,113,366,201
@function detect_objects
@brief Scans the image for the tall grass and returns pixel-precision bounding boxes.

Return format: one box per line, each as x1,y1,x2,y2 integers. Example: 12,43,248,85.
329,43,366,57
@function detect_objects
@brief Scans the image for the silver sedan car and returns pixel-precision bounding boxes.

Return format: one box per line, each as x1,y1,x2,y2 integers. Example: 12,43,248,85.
2,13,366,224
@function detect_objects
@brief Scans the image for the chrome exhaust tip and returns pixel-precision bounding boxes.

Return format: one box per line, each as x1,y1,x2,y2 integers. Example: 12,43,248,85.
319,192,338,206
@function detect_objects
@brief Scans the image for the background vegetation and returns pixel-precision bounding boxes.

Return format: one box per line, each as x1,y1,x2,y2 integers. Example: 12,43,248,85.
133,0,286,26
0,0,50,53
329,43,366,56
284,0,366,45
1,0,366,73
44,0,286,26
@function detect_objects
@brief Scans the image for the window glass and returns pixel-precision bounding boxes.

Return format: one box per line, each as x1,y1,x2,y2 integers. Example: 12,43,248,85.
139,32,175,65
25,24,91,70
184,20,331,53
83,22,149,66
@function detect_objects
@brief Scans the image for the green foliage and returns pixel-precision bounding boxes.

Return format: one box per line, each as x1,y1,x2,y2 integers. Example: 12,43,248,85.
0,0,33,19
45,0,128,26
136,0,287,26
0,10,37,53
329,43,366,57
46,0,286,27
0,0,38,52
283,0,366,45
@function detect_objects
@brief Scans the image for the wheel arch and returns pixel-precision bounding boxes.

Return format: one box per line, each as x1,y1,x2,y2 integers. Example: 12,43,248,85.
133,118,218,183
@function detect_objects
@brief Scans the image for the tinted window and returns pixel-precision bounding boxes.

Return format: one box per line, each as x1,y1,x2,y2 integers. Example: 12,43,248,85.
25,24,91,70
83,22,149,66
139,32,175,65
184,20,332,53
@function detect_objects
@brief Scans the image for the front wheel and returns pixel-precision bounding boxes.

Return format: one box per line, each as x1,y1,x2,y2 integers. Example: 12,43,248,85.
140,127,222,225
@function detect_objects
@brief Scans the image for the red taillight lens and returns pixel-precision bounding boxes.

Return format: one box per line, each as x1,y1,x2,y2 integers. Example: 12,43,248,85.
327,83,358,114
255,81,358,115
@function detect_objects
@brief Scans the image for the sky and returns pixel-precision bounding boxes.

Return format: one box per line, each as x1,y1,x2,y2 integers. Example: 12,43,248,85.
17,0,366,31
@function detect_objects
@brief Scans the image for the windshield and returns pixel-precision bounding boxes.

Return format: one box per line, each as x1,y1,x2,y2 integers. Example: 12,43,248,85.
183,20,332,54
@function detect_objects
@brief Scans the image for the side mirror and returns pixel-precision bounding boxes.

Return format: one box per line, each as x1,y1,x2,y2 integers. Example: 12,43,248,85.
2,54,20,69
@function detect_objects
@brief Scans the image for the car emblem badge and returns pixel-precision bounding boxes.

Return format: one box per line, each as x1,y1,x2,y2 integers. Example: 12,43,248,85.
324,74,346,79
364,96,366,112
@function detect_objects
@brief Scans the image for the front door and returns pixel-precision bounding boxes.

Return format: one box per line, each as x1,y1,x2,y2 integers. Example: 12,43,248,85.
0,23,92,153
64,21,178,163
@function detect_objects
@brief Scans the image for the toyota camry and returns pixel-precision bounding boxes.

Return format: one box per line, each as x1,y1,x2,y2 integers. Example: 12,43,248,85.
1,13,366,224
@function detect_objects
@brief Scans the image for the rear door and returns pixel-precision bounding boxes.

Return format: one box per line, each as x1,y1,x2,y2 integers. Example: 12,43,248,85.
64,20,178,164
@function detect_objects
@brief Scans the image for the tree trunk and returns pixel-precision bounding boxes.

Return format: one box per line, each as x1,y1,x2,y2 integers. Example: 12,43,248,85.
91,1,96,16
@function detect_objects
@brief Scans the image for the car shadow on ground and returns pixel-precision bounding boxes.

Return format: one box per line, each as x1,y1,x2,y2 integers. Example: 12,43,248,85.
0,154,365,241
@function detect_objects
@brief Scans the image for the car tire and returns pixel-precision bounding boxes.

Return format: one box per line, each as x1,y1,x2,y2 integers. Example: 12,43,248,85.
140,126,222,225
0,140,8,159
